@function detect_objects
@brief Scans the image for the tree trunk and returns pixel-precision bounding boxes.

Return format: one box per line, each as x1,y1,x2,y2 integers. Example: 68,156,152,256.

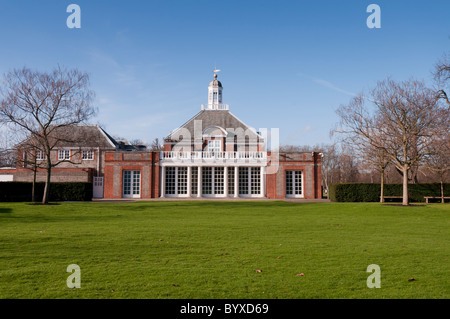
380,169,384,203
441,177,444,204
32,168,36,202
402,167,409,206
42,165,51,205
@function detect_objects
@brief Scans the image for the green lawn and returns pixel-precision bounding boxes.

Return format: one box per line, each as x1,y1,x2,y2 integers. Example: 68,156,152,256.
0,201,448,299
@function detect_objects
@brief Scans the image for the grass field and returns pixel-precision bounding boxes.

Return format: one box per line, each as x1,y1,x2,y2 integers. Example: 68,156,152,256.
0,201,448,299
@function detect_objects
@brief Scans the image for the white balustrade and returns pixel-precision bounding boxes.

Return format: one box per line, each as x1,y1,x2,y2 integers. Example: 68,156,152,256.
160,151,267,162
201,104,229,110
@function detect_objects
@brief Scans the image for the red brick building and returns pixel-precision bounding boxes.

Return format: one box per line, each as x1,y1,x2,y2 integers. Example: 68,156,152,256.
1,72,322,200
103,72,322,199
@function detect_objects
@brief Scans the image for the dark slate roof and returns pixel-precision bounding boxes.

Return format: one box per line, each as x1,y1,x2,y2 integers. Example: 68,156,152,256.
166,110,263,141
209,79,222,88
46,125,118,149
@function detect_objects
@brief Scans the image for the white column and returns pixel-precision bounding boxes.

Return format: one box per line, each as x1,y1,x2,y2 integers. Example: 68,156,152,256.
187,166,192,197
224,166,228,197
197,166,202,197
260,166,265,197
160,166,166,198
234,166,239,198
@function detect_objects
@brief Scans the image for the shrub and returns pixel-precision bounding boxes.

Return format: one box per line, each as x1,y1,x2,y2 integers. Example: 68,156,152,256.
329,183,449,202
0,182,92,202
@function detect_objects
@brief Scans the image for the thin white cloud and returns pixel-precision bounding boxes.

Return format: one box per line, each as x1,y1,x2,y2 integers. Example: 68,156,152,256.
312,78,357,97
87,49,121,69
298,72,357,97
86,49,142,88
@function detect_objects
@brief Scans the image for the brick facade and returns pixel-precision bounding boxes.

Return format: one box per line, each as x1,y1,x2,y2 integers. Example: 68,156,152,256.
0,76,323,200
99,150,322,200
103,151,160,199
1,149,322,200
266,152,322,199
13,167,94,183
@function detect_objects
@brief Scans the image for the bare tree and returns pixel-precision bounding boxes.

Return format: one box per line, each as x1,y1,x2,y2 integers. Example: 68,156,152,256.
0,126,44,201
129,139,149,148
424,132,450,203
337,145,359,183
149,137,163,151
17,139,46,202
0,149,15,167
0,128,17,167
363,145,390,202
279,144,314,153
434,53,450,107
337,118,390,202
335,78,446,205
318,144,338,194
0,66,96,204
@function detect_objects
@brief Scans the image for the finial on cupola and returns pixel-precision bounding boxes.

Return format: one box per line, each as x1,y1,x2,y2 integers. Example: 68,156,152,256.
213,66,220,79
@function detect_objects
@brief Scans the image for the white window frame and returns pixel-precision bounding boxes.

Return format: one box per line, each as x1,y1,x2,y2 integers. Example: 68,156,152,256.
123,170,141,198
36,150,46,161
165,167,176,195
58,149,70,161
82,150,94,160
202,167,213,195
238,166,264,197
165,167,189,197
285,170,304,198
208,140,222,153
202,167,225,197
177,167,188,195
239,167,249,195
228,166,235,195
214,167,224,195
191,167,198,195
250,167,261,195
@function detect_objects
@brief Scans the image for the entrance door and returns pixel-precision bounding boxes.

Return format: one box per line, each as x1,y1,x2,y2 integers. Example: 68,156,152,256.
202,167,225,197
93,177,104,198
123,170,141,198
285,170,303,198
164,167,189,197
238,167,262,197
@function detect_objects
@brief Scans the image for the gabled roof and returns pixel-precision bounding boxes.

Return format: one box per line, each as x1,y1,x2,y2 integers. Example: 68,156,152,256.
51,125,118,149
18,125,119,150
166,110,263,141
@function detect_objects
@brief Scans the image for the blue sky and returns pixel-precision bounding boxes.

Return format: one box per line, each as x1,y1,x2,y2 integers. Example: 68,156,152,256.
0,0,449,146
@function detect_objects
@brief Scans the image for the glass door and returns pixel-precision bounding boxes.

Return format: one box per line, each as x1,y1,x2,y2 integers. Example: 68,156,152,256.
285,170,303,198
123,170,141,198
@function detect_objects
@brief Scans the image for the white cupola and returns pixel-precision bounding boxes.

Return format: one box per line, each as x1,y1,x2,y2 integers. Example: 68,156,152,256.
201,70,229,110
208,72,223,105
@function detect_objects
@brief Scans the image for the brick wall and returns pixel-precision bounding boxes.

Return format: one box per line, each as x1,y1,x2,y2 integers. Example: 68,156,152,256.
18,148,111,178
103,151,160,199
266,152,322,199
12,168,93,183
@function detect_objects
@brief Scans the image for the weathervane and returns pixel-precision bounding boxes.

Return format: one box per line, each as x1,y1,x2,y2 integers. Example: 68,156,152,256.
213,65,220,79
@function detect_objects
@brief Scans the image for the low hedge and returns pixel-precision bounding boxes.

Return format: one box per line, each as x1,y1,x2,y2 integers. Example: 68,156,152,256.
329,183,449,202
0,182,93,202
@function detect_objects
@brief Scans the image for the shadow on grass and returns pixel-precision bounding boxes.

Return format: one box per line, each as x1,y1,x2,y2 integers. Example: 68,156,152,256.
382,203,426,207
92,200,327,213
109,200,303,208
0,208,13,214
